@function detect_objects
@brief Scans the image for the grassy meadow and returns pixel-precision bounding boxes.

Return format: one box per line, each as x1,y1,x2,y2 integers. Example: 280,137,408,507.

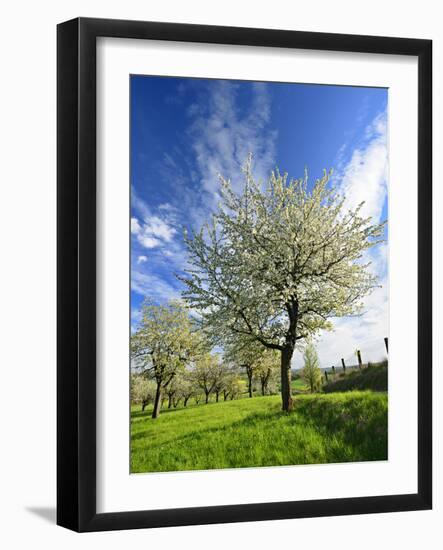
131,391,387,473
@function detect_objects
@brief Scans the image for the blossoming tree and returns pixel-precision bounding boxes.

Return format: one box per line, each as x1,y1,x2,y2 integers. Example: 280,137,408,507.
181,155,385,412
130,300,201,418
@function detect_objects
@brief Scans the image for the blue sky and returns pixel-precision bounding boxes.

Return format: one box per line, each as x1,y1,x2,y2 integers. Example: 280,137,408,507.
130,75,388,368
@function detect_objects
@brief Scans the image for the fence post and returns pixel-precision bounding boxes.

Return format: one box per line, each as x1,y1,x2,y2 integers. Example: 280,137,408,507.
384,337,388,353
325,371,329,382
357,350,362,369
331,365,335,376
341,358,346,372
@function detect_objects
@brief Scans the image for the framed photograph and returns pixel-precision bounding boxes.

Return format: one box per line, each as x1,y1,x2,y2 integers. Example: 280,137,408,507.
57,17,432,532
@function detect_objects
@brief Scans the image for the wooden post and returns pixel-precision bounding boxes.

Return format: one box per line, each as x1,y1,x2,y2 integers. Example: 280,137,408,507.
325,371,329,382
357,350,362,369
331,365,335,376
341,358,346,372
384,337,388,353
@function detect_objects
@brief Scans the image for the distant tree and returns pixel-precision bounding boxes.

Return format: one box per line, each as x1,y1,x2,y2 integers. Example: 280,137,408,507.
213,364,230,403
223,374,243,401
165,377,180,409
131,300,201,418
193,353,224,404
176,372,195,407
181,154,385,411
256,349,280,396
224,337,264,398
302,342,322,393
131,374,157,411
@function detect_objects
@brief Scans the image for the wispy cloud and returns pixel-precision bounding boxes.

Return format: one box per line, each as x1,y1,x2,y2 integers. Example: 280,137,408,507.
131,188,177,250
131,270,181,301
188,80,277,215
337,110,388,224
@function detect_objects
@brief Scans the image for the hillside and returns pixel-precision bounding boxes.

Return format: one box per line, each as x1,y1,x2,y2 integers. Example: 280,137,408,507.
131,391,387,473
323,363,388,393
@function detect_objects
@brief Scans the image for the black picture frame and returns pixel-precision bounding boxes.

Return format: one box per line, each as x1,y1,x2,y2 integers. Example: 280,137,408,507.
57,17,432,532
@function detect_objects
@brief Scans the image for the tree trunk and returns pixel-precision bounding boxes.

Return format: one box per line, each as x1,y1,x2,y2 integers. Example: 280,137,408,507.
247,371,253,398
184,396,189,407
215,391,219,403
205,392,209,404
142,400,147,412
168,394,173,409
281,346,293,412
152,383,162,419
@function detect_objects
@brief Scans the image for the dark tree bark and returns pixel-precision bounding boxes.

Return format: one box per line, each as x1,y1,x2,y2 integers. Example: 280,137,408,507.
280,299,298,412
205,392,210,404
184,396,189,407
168,394,173,409
152,382,162,419
280,345,293,412
260,369,270,396
215,391,219,403
247,368,253,398
142,399,148,411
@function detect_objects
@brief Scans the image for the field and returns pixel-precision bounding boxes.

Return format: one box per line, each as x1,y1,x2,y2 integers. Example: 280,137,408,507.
131,391,388,473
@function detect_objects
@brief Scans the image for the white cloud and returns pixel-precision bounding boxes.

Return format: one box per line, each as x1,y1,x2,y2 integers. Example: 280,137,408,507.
138,236,161,249
137,255,147,264
338,110,388,224
143,216,176,242
131,193,177,250
131,217,141,235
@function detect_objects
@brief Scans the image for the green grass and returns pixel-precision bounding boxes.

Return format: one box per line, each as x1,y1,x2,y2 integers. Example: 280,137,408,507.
291,377,309,392
131,391,387,473
323,363,388,393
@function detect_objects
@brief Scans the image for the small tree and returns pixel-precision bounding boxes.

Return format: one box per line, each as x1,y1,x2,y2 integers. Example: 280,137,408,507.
302,342,322,393
223,373,243,401
131,374,157,411
131,300,201,418
193,353,224,404
256,349,280,396
165,377,179,409
224,337,264,398
181,155,385,411
176,371,195,407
